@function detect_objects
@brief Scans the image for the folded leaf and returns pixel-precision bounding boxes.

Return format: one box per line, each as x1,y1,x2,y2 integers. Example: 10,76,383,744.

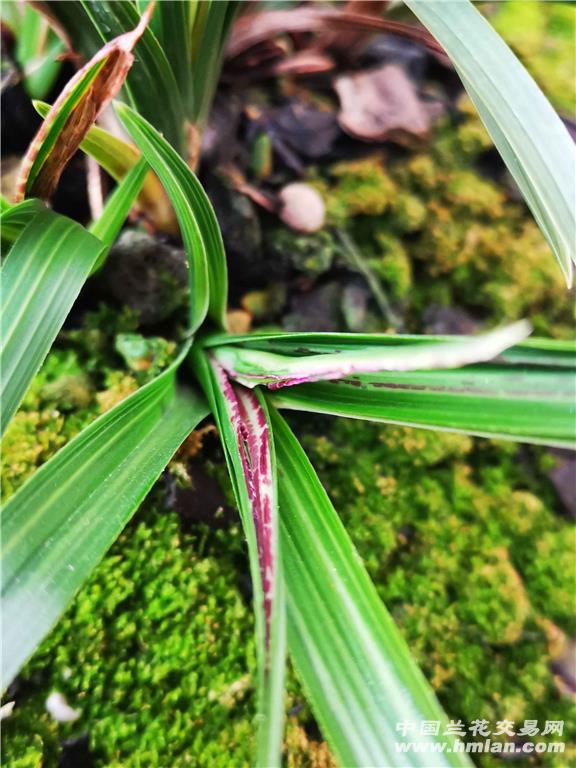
1,209,104,434
16,4,153,201
404,0,576,285
0,198,46,250
191,348,285,768
2,362,207,686
213,322,531,388
270,341,576,448
117,103,228,331
271,407,471,767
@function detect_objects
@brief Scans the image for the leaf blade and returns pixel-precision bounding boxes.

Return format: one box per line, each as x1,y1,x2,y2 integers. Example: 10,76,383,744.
404,0,576,284
117,103,228,331
191,348,286,768
212,322,531,388
16,5,153,201
1,366,207,686
271,407,471,767
269,350,576,448
0,209,104,434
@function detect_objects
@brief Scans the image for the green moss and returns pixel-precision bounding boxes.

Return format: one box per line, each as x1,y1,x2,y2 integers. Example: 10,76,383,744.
4,379,574,765
314,105,571,335
1,494,257,768
491,1,575,113
265,227,337,277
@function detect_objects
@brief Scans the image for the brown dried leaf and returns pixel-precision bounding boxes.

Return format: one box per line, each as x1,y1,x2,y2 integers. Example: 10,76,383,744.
227,7,448,65
16,4,154,202
334,63,440,142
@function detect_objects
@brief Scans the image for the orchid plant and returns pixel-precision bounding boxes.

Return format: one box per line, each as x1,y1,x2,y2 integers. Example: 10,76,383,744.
1,2,575,766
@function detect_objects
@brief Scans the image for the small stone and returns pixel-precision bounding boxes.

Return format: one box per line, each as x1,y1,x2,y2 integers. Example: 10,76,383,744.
45,692,81,723
278,183,326,233
0,701,15,720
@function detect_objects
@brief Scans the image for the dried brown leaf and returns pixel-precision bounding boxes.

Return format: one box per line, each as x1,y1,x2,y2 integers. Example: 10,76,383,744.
334,63,441,142
16,4,154,202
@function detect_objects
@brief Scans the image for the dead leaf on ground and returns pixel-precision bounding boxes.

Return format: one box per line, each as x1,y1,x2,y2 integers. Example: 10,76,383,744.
227,7,448,66
16,4,154,202
335,63,442,142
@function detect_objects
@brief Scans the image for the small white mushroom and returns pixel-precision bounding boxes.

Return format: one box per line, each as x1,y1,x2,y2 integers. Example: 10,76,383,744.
45,691,81,722
278,182,326,233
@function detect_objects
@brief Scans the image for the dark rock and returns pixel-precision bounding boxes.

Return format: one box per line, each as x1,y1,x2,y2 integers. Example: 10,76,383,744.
547,448,576,519
167,465,237,531
361,34,430,84
422,305,480,335
206,174,290,298
260,100,340,161
202,92,245,166
102,230,188,326
283,282,343,332
58,734,94,768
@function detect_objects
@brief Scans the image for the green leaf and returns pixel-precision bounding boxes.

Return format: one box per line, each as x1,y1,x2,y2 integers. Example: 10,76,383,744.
117,103,228,331
11,3,64,99
191,348,286,767
151,0,195,114
2,363,208,686
89,156,148,264
269,340,576,448
404,0,576,285
188,1,240,125
212,322,531,388
0,198,46,250
0,209,104,434
270,408,471,767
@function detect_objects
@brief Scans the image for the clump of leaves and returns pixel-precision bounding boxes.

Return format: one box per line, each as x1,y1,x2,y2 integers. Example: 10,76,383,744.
1,2,575,767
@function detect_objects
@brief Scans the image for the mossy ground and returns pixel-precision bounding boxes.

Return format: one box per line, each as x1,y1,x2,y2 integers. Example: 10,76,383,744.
3,2,575,765
3,330,574,766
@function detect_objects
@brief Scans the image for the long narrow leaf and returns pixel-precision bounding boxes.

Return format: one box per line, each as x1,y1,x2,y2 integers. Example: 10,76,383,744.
0,209,104,434
117,103,228,331
270,408,471,767
2,363,207,686
213,322,530,388
191,348,285,768
269,348,576,448
404,0,576,285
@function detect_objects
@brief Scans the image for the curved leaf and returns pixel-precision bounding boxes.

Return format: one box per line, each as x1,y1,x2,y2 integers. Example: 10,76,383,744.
117,103,228,331
404,0,576,285
0,208,104,434
2,362,207,686
269,341,576,448
16,5,153,201
34,99,177,234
